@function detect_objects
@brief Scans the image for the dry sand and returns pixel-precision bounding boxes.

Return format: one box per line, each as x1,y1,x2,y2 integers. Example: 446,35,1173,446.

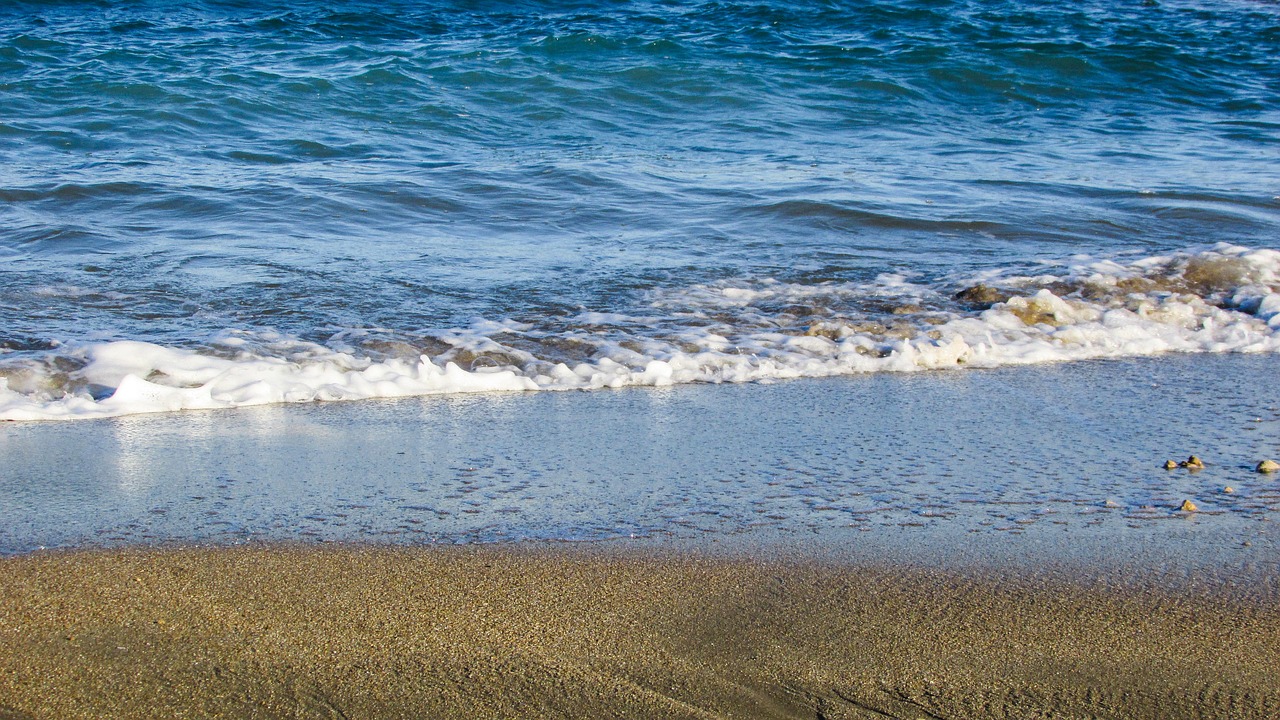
1,543,1278,719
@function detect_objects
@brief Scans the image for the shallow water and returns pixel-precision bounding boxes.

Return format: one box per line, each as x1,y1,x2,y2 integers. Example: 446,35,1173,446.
3,354,1277,576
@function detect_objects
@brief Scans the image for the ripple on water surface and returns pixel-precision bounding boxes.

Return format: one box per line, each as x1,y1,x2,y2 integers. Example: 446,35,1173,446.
2,354,1278,574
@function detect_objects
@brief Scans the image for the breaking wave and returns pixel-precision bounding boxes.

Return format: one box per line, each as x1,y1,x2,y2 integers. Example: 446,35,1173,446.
2,243,1277,421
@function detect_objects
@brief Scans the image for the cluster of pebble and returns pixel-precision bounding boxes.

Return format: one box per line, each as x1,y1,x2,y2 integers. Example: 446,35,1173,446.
1163,455,1206,470
1160,456,1278,513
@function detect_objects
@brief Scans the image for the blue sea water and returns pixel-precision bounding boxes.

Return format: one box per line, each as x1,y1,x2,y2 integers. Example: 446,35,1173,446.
1,0,1279,418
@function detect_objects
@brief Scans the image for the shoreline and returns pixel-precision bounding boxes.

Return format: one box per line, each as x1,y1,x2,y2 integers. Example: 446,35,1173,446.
3,542,1278,719
5,354,1280,558
4,355,1278,717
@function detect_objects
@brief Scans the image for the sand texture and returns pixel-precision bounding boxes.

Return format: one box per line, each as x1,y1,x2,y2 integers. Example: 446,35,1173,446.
1,544,1278,719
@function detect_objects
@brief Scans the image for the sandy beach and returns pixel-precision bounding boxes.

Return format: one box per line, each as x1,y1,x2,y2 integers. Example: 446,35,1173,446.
2,543,1278,720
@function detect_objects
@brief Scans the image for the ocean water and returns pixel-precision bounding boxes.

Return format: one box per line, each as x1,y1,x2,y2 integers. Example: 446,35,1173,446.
1,0,1279,419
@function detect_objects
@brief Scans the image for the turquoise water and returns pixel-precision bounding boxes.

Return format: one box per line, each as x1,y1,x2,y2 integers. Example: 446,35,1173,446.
1,0,1278,417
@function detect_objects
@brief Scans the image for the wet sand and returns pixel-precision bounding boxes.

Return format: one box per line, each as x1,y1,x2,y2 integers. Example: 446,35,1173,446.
2,543,1278,719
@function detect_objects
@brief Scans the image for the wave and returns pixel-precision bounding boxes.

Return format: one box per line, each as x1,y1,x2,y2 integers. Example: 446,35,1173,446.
1,243,1277,421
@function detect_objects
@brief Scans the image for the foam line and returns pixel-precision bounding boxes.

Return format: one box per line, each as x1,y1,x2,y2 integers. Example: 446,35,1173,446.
2,244,1276,421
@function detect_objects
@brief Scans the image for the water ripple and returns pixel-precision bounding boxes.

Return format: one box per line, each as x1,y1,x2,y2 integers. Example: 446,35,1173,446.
0,0,1277,357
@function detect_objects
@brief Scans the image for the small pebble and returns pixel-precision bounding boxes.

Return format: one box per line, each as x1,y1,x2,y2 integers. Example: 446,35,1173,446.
1223,486,1234,494
1179,499,1198,512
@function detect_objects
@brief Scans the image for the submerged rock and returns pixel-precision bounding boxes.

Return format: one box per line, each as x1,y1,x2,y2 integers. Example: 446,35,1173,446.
1179,499,1199,512
803,323,842,339
954,284,1009,309
1256,459,1280,474
1223,486,1235,494
1179,455,1205,470
1182,255,1255,295
1163,460,1179,470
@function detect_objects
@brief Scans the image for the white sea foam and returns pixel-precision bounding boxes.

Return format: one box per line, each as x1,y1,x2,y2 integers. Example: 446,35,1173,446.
0,341,537,420
2,244,1277,421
